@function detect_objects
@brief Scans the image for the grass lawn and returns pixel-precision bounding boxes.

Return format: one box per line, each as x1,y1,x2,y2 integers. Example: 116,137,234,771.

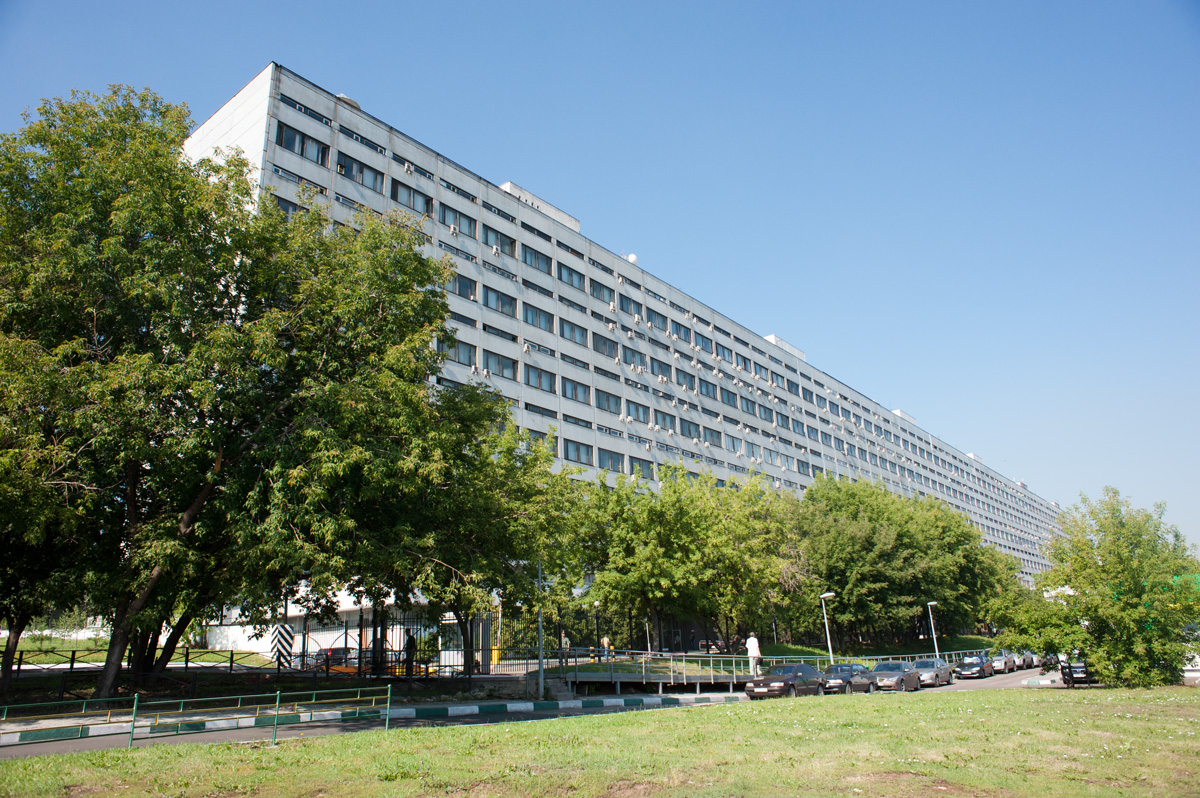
1,687,1196,797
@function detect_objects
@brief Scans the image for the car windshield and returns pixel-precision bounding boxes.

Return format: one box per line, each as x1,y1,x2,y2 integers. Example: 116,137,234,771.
767,666,792,676
873,662,904,672
826,665,854,674
962,657,983,664
913,660,937,668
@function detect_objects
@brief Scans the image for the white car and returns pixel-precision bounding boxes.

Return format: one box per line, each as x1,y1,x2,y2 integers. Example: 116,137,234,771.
991,649,1017,673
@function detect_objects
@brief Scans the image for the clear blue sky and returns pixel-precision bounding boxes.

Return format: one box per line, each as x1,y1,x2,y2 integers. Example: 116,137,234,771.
3,1,1198,550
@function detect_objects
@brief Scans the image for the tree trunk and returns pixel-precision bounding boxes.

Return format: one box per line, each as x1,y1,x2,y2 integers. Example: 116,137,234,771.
453,609,475,690
1,610,31,698
149,608,195,682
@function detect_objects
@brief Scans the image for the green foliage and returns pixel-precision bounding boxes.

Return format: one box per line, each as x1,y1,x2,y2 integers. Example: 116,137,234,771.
997,488,1200,687
792,475,1013,649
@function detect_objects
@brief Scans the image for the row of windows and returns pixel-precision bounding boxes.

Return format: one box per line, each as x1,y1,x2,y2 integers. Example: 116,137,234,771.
277,114,1054,525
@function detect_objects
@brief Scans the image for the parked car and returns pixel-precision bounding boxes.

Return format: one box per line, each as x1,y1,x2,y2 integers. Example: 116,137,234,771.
871,661,921,692
912,658,954,687
991,649,1018,673
745,663,827,699
312,647,358,670
1060,653,1099,688
823,663,877,694
1019,650,1040,669
953,655,994,679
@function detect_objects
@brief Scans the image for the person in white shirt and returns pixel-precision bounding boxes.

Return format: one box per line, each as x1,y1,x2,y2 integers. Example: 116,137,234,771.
746,632,762,677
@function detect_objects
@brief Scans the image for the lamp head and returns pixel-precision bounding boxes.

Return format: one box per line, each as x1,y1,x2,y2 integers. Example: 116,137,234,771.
820,592,835,600
927,601,938,607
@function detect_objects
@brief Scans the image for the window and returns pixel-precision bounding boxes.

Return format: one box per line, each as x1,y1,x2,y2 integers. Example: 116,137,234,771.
563,439,593,465
335,151,384,193
629,456,653,479
522,244,552,275
771,371,784,387
675,370,695,391
276,122,329,166
619,294,642,317
716,343,733,362
653,410,675,431
590,280,614,304
776,412,790,429
699,379,717,399
627,400,649,423
559,318,587,346
758,405,773,423
694,332,713,354
622,347,647,370
786,379,800,396
439,204,477,237
646,308,668,331
438,339,475,366
447,275,476,301
746,442,762,460
680,419,700,439
802,387,814,403
727,436,742,454
592,332,618,359
808,426,820,441
598,449,623,472
273,195,303,220
521,221,552,242
703,427,723,448
670,321,691,343
820,432,833,446
482,225,516,256
754,362,770,381
595,388,621,414
482,350,517,380
391,179,432,214
524,364,555,393
483,286,516,317
740,397,756,415
735,353,752,372
523,303,553,331
720,388,738,408
562,377,590,404
650,358,672,379
558,262,585,291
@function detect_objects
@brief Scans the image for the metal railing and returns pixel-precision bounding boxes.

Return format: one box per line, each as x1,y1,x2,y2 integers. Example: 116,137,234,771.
0,686,391,749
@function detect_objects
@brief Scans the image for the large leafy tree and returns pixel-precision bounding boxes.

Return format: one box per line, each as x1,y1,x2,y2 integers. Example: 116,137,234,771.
997,488,1200,687
0,87,454,696
794,475,1012,649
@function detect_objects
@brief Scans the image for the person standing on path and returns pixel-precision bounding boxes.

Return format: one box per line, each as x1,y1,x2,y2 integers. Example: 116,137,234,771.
404,630,417,678
559,631,571,669
746,632,762,678
600,634,612,661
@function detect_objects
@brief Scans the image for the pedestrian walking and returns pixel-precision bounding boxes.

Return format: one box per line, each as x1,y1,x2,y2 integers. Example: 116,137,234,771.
746,632,762,678
559,631,571,669
600,634,611,661
404,629,417,678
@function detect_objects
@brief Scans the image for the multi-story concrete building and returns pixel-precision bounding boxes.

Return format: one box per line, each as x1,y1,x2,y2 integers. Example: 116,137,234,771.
187,63,1062,583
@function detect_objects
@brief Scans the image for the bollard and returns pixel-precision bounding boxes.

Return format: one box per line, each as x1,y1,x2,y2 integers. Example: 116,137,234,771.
271,691,281,744
127,693,139,750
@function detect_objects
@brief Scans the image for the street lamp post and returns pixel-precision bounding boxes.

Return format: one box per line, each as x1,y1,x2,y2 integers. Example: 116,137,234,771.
927,601,940,660
593,600,600,651
819,592,836,666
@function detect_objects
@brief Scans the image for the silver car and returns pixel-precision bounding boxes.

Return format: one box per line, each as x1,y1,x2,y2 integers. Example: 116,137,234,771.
991,649,1017,673
912,658,954,687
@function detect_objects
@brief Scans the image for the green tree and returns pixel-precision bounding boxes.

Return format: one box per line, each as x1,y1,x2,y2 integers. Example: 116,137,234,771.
0,87,456,696
997,488,1200,687
795,475,1010,650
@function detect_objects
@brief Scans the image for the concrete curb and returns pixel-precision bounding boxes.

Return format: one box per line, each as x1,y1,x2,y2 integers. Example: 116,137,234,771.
1,693,748,746
389,693,748,719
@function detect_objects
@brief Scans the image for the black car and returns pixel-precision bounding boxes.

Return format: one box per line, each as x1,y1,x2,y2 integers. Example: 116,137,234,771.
823,663,877,694
953,655,994,679
1060,654,1099,687
745,663,827,698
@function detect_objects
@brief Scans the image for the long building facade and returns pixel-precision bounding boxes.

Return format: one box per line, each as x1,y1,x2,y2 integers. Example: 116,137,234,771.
187,63,1062,583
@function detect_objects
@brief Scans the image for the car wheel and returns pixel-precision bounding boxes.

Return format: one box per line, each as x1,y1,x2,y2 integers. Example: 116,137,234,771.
867,681,876,694
787,685,796,698
817,684,825,696
844,683,852,695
